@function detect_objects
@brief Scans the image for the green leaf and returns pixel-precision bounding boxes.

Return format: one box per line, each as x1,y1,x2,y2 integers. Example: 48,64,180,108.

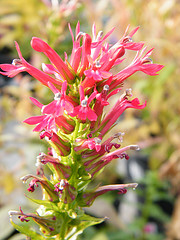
148,204,170,222
66,214,105,240
10,218,43,240
26,195,59,212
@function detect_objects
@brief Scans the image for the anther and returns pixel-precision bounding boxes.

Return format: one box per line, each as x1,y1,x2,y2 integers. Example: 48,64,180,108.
130,145,140,151
103,85,109,91
20,174,34,183
142,57,153,64
81,99,87,107
123,36,133,43
8,210,21,216
125,88,132,97
12,59,22,66
76,32,85,41
94,137,102,144
95,60,101,68
114,132,125,142
97,31,103,40
54,92,62,100
37,152,45,161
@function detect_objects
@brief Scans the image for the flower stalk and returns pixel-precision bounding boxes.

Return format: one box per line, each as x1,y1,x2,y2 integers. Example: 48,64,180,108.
0,22,163,239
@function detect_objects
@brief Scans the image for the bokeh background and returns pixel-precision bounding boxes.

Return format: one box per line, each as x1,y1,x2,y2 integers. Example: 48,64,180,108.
0,0,180,239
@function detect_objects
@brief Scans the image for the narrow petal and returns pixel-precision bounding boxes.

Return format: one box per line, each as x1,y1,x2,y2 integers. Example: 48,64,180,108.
47,81,59,95
33,119,49,132
79,85,85,102
29,97,43,108
23,115,45,125
42,101,56,114
31,37,74,81
87,109,97,121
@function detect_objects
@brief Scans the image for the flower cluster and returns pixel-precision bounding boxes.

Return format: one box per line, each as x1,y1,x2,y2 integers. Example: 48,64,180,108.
2,22,163,239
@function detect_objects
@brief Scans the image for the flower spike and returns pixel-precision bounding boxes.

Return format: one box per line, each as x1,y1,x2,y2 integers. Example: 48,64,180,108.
0,22,164,239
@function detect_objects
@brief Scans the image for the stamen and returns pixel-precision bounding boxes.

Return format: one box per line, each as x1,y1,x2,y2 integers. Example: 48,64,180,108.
36,152,45,161
95,60,101,68
103,85,109,91
59,179,66,190
8,210,21,216
123,36,133,43
81,99,87,107
20,174,33,183
96,31,103,40
12,59,22,66
76,32,84,41
130,145,140,151
114,132,125,142
94,137,102,144
54,92,62,100
125,88,132,97
142,57,153,64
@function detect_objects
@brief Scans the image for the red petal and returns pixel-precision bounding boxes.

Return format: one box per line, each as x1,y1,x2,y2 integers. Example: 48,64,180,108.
23,115,45,125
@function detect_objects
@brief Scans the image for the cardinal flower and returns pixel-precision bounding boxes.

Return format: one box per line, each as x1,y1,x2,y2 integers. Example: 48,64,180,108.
70,86,97,121
24,81,73,132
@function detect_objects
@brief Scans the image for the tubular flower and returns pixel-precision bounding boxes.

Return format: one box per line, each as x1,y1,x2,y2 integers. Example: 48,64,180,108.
37,153,71,179
96,89,146,136
70,85,98,121
54,179,77,204
40,131,71,156
23,81,74,132
1,22,164,239
77,183,138,207
9,207,58,235
74,137,102,153
20,174,59,202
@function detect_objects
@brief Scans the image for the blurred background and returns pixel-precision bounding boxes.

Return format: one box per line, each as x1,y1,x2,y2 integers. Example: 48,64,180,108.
0,0,179,239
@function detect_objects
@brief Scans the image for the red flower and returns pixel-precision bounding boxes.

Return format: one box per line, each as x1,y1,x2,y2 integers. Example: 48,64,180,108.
0,43,61,87
70,86,97,121
24,81,73,132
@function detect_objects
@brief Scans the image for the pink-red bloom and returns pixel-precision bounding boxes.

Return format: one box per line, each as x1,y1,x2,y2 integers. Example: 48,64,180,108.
24,81,74,132
74,137,102,153
95,89,146,136
78,183,138,207
70,85,97,121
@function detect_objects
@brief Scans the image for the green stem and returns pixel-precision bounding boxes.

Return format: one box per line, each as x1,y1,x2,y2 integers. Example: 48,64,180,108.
57,217,68,240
